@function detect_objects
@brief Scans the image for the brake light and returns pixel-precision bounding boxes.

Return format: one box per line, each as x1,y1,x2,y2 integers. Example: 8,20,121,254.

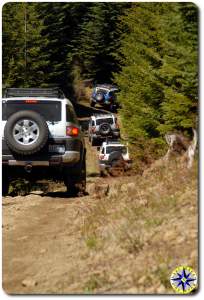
25,99,38,103
99,154,105,159
66,126,79,136
92,126,96,132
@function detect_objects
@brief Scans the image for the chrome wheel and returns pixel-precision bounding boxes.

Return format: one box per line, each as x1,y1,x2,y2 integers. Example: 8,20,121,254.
13,119,40,145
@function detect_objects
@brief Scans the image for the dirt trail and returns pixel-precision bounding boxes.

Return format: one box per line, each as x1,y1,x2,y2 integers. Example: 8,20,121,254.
3,188,102,293
2,138,112,294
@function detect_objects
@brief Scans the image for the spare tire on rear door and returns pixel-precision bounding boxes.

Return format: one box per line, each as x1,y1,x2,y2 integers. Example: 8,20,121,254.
95,92,104,102
99,123,111,136
108,151,124,166
4,110,49,155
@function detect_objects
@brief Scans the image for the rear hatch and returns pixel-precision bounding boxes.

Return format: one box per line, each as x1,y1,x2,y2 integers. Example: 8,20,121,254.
2,98,64,139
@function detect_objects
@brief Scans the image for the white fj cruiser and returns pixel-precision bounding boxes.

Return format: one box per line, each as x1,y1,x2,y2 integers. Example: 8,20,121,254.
98,140,131,173
2,88,86,196
88,114,120,146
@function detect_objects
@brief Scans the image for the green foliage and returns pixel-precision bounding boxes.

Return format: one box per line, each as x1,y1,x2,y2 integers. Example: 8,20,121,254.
36,2,89,96
73,3,129,83
85,236,98,250
114,3,198,150
3,3,46,88
2,2,129,95
9,179,31,196
115,3,165,143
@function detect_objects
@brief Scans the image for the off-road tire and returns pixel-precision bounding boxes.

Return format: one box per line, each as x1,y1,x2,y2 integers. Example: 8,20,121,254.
100,169,108,177
95,93,104,102
110,104,117,113
90,101,95,108
4,110,49,155
99,123,111,136
63,153,86,197
2,167,9,196
91,136,97,146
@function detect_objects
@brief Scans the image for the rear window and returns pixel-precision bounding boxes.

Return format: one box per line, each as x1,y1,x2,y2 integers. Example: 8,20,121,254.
96,118,113,126
2,100,61,121
95,88,108,95
106,146,127,154
66,105,79,124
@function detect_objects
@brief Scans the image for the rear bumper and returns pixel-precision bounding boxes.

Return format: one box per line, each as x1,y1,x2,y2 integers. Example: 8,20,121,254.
2,151,80,167
99,160,132,170
92,130,120,139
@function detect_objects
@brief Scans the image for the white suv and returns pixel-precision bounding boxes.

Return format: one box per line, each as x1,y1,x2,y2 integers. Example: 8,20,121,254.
2,88,86,196
98,140,131,172
88,114,120,146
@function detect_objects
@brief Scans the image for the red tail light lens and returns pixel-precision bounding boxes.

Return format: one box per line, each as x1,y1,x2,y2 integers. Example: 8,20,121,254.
92,126,96,132
99,154,105,159
115,118,119,129
66,126,79,136
25,99,38,103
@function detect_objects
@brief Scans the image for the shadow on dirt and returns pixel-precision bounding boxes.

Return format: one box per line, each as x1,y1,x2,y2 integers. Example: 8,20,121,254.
42,191,89,199
74,103,111,133
74,103,109,119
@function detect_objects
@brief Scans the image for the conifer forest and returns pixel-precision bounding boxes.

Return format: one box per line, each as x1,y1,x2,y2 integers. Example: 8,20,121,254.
2,2,198,155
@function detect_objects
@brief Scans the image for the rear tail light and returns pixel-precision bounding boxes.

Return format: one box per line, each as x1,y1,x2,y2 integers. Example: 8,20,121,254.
115,120,119,129
25,99,38,103
66,126,79,136
99,154,105,159
92,126,96,132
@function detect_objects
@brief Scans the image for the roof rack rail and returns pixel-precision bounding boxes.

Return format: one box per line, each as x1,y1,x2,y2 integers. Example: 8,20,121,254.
94,84,118,90
3,87,65,99
93,113,113,116
105,138,121,144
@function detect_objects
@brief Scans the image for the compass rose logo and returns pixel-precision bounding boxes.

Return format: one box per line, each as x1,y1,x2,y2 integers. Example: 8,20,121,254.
170,266,197,294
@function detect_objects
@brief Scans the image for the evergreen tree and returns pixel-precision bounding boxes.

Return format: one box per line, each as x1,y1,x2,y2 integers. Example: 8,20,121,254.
114,3,198,148
2,2,46,87
157,3,198,133
37,2,88,96
114,3,165,141
74,2,129,83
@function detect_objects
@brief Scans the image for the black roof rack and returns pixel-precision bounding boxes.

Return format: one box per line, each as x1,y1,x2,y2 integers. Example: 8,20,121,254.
95,84,118,90
3,88,65,99
105,138,121,144
93,113,113,117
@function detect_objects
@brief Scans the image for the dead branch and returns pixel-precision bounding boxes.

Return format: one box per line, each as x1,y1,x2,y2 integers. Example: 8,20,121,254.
164,129,197,168
186,129,197,168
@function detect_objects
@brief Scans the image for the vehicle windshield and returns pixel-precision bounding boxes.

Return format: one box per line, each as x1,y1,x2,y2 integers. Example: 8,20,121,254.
106,146,127,154
96,118,113,125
